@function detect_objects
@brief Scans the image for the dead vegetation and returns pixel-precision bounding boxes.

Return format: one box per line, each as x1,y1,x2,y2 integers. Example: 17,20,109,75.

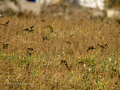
0,13,120,90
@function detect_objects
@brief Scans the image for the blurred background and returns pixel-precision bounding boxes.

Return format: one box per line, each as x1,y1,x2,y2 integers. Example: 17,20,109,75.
0,0,120,20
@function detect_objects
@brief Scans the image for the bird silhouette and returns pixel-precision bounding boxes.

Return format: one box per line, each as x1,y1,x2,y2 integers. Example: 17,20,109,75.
87,46,95,52
0,12,3,17
1,20,9,26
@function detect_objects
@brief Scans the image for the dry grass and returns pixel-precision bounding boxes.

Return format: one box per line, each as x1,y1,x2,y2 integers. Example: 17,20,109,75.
0,13,120,90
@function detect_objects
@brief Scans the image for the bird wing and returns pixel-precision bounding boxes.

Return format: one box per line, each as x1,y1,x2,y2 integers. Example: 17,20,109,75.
30,26,34,29
6,20,9,25
87,48,90,52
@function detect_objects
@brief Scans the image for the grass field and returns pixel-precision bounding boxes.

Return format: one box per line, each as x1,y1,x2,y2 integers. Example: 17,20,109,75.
0,13,120,90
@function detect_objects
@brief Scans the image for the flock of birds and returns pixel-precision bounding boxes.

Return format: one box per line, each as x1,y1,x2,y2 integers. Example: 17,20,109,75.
0,11,109,69
1,11,120,86
0,11,53,51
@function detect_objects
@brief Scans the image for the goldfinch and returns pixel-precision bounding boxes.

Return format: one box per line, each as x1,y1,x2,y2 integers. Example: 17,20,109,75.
23,25,34,32
98,42,108,49
2,43,9,49
87,46,95,52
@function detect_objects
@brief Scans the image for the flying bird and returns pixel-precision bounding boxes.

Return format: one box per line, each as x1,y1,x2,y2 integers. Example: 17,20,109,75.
1,43,9,49
27,48,33,51
0,12,3,17
1,20,9,26
30,25,34,29
87,46,95,52
23,25,34,32
98,42,108,49
44,25,53,33
61,60,71,71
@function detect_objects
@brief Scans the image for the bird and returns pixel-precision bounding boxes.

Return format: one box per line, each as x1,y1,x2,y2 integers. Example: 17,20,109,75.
23,25,34,32
30,25,34,29
115,81,119,85
87,46,95,52
1,20,9,26
41,19,46,22
44,25,53,33
0,12,3,17
43,36,49,42
1,43,9,49
27,48,33,51
23,29,34,32
98,42,108,49
66,41,71,44
60,60,70,70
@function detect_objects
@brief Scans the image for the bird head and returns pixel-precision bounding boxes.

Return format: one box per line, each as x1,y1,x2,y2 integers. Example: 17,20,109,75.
98,44,101,46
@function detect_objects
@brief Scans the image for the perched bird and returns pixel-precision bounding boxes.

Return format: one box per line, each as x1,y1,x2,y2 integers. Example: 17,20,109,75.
41,19,46,22
1,20,9,26
23,26,34,32
0,12,3,17
44,25,53,33
98,42,108,49
43,36,49,42
1,43,9,49
87,46,95,52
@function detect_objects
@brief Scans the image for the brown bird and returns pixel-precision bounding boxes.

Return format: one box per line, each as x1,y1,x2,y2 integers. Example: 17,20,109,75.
87,46,95,52
41,19,46,22
66,41,71,44
1,43,9,49
1,20,9,26
98,42,108,49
